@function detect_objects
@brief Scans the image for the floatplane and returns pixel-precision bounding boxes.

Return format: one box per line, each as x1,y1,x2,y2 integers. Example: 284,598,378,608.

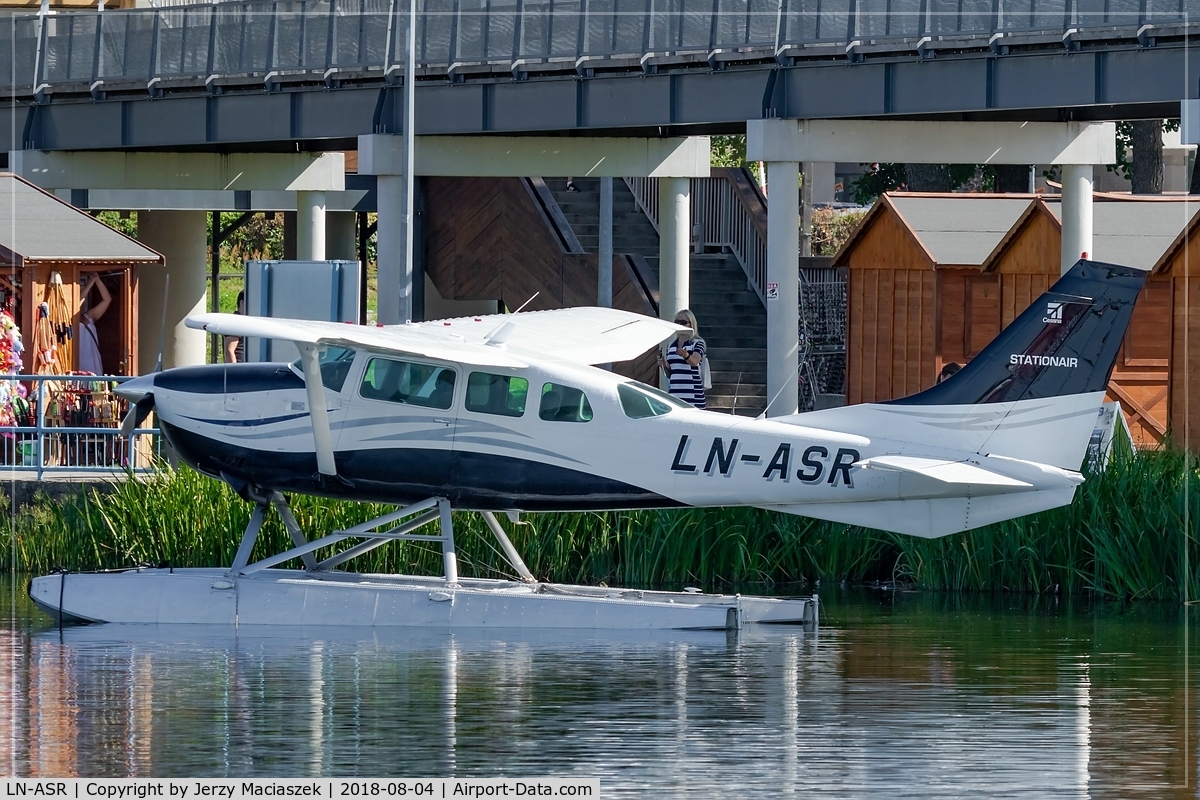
30,261,1143,630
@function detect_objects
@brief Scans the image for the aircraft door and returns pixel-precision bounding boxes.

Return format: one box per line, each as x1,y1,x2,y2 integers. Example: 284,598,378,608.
338,355,460,497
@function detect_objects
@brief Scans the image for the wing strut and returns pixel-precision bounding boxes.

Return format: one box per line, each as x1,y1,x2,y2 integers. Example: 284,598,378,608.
297,343,338,477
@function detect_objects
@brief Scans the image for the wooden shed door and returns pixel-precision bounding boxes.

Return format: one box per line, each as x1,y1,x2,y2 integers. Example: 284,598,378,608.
92,271,130,376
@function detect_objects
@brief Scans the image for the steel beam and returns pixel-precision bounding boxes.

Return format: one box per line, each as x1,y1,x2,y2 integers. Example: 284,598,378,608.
1,45,1194,152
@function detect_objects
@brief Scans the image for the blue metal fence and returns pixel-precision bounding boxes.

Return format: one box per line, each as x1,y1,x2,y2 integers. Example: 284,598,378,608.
0,375,159,480
4,0,1195,96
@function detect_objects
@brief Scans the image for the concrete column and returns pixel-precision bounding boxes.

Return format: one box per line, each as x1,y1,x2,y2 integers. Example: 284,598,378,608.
598,177,613,308
136,211,208,371
657,177,691,321
376,175,408,324
296,191,327,261
326,211,357,261
1060,164,1094,274
800,163,814,257
766,161,800,418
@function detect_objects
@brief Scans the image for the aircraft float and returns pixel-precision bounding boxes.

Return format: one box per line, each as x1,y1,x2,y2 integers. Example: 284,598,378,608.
30,261,1144,630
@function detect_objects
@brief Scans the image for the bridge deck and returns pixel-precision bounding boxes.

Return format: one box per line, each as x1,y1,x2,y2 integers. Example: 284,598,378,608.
1,1,1195,149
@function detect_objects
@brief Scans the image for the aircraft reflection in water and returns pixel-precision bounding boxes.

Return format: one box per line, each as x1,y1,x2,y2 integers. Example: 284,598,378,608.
29,261,1144,629
0,607,1186,794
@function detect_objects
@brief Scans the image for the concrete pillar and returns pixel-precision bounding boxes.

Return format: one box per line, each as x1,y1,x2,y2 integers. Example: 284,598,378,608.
800,163,814,257
657,176,690,321
376,175,408,324
326,211,357,261
1060,164,1094,274
766,161,800,418
296,191,327,261
136,211,208,371
598,177,613,308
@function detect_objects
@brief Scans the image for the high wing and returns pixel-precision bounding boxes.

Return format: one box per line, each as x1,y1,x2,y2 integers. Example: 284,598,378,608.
186,307,684,367
185,314,528,368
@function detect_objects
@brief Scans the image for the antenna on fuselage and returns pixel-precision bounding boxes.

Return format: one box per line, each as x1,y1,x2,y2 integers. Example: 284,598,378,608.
153,273,170,373
484,291,539,346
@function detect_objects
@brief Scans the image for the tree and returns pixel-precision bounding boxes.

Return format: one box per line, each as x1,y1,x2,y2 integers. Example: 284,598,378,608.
905,164,951,192
992,165,1032,193
1131,120,1164,194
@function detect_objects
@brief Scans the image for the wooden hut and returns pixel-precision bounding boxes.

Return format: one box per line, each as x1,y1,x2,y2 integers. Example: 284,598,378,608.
833,193,1036,404
984,196,1195,447
0,174,163,375
1149,206,1200,450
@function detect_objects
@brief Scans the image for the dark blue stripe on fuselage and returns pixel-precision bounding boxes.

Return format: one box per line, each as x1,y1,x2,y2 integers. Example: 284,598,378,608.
161,421,678,512
155,363,304,394
182,412,310,427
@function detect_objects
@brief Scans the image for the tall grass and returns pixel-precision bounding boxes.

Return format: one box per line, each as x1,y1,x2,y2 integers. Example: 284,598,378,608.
4,447,1198,600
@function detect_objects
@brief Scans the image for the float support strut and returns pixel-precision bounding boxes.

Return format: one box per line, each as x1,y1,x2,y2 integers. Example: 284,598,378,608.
439,499,459,586
481,511,535,583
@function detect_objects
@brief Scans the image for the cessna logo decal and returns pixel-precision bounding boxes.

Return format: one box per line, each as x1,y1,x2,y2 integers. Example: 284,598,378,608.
1043,302,1064,324
1009,354,1078,368
672,436,859,487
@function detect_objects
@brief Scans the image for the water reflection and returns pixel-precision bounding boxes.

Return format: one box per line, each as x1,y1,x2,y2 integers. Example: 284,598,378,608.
0,585,1194,798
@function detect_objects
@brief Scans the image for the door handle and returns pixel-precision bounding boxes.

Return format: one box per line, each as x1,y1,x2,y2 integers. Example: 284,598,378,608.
433,418,454,426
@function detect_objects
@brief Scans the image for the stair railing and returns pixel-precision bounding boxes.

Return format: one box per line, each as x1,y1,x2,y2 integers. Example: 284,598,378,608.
623,168,768,305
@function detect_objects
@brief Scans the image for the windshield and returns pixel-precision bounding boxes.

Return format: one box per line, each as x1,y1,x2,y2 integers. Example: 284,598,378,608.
629,381,691,409
619,383,678,419
292,347,356,392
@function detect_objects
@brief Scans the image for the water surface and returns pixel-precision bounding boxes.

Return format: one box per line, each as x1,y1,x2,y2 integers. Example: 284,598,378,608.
0,582,1195,798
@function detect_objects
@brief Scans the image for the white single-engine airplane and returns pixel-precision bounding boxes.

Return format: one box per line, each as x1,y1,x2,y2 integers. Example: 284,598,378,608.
30,261,1143,630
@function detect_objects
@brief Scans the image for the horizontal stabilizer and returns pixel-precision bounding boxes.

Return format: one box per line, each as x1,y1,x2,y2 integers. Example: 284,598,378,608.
766,487,1078,539
858,455,1032,488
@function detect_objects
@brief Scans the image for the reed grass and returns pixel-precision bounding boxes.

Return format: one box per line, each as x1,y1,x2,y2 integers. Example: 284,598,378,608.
3,446,1198,600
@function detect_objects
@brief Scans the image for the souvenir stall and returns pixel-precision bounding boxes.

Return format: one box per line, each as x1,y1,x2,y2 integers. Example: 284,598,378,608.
0,174,164,467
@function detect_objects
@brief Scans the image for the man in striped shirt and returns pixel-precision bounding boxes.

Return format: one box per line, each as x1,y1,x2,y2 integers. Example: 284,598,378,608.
659,309,706,409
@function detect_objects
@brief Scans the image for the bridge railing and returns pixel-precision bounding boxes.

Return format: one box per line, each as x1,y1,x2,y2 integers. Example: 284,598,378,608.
4,0,1197,96
625,168,768,304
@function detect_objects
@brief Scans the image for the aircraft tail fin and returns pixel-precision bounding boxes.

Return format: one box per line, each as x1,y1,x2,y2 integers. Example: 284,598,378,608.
889,260,1145,407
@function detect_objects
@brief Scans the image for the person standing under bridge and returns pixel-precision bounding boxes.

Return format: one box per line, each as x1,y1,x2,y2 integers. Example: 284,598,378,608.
659,309,707,410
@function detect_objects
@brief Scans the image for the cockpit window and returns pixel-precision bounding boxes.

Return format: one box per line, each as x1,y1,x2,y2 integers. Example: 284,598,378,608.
292,347,356,393
618,383,676,419
466,373,529,417
539,383,593,423
360,358,456,409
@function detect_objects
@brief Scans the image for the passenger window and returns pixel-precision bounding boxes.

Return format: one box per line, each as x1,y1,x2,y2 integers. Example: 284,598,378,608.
618,383,673,419
539,383,594,423
292,347,357,392
466,373,529,417
359,358,456,409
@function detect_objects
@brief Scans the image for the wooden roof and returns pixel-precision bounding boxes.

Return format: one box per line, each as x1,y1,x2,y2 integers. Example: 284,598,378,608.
833,192,1038,269
0,174,163,266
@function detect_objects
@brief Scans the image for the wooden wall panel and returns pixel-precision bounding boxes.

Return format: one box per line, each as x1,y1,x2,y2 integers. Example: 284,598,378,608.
847,267,939,403
842,208,932,272
1170,277,1200,449
848,270,865,405
423,177,564,311
965,275,1001,358
993,209,1060,275
937,270,968,366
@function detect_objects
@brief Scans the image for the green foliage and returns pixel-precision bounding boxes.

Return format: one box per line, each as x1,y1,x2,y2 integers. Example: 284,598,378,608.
94,211,138,238
710,135,748,168
850,163,907,204
6,448,1199,600
851,163,1011,204
811,207,868,256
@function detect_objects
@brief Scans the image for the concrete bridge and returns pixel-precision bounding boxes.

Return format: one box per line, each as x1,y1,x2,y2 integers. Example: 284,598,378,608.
1,0,1194,148
0,0,1144,416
